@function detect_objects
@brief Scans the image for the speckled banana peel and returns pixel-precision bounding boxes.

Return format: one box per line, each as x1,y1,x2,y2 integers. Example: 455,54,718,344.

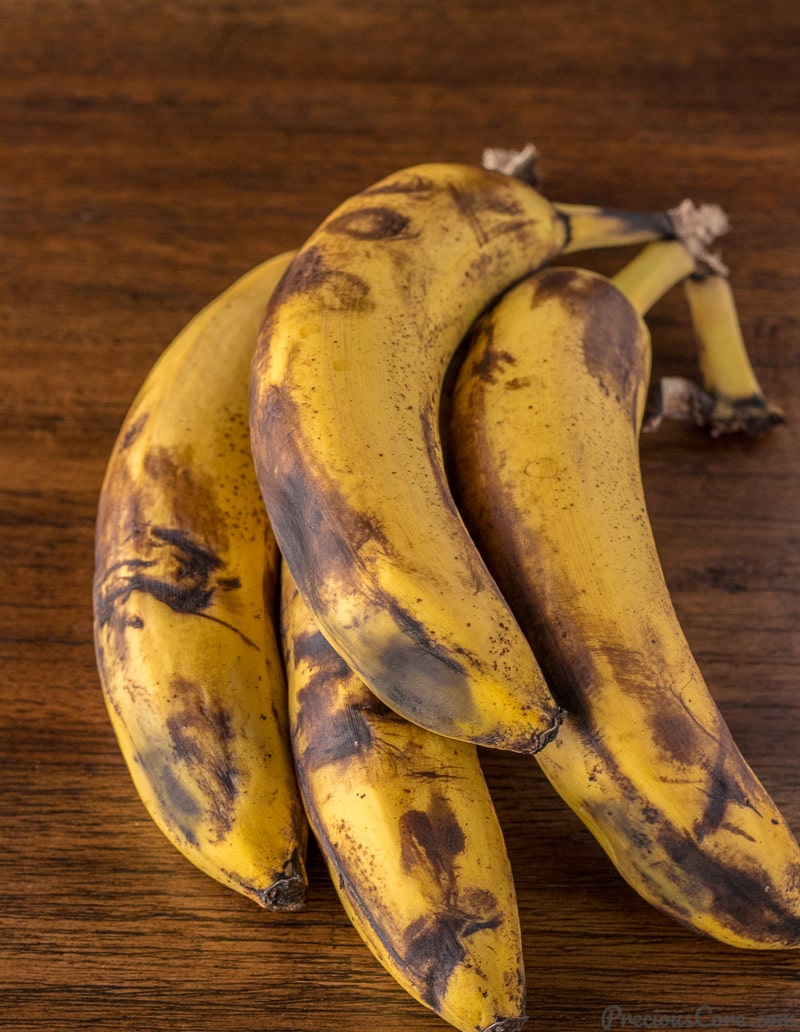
250,154,695,755
280,563,527,1032
93,252,309,910
447,239,800,949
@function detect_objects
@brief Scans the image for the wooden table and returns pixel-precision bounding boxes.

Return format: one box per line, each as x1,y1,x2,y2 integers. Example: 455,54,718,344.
2,2,799,1029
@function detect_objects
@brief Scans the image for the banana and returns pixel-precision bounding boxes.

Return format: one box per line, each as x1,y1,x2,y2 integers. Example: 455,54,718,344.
280,561,527,1032
447,239,800,948
250,155,696,754
93,252,309,910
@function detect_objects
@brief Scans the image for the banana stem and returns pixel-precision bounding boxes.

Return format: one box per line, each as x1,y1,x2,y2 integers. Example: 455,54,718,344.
682,273,785,436
611,239,697,316
554,202,676,253
554,197,730,264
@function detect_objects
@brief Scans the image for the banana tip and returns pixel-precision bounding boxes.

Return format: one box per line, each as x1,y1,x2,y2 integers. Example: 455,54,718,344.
483,1018,528,1032
531,705,565,754
256,856,308,912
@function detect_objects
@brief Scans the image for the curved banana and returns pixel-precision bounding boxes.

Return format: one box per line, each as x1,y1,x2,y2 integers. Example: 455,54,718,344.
250,157,685,754
280,562,527,1032
447,240,800,948
93,252,309,910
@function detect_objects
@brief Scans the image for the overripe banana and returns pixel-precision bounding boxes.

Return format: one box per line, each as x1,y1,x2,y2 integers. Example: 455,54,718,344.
447,239,800,948
250,156,709,753
280,562,527,1032
93,252,309,910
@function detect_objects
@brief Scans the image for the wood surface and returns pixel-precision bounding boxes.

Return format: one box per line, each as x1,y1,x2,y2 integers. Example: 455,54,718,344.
2,2,799,1030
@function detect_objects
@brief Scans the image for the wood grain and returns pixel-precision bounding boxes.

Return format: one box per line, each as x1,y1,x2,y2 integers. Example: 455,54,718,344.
1,2,799,1030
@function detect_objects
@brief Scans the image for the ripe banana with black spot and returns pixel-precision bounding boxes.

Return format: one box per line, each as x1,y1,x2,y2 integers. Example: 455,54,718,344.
280,562,527,1032
93,252,309,910
250,155,696,754
447,239,800,948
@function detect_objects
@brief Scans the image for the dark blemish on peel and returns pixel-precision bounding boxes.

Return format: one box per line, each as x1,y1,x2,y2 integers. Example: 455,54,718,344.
399,793,466,879
532,268,645,411
121,412,148,451
95,525,259,649
287,612,402,773
151,526,223,599
657,826,800,945
164,683,240,839
254,385,392,614
363,173,435,196
471,319,518,386
398,791,498,1009
401,867,504,1010
268,246,330,305
135,748,201,847
325,206,413,241
527,266,585,304
263,245,373,317
446,181,531,248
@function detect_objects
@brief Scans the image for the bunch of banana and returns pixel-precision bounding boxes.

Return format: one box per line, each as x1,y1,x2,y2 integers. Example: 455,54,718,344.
445,238,800,949
281,562,527,1032
93,145,795,1032
93,252,308,910
249,155,721,756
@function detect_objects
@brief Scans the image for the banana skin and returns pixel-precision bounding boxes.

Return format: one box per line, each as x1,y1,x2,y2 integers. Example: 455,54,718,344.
93,253,308,910
250,159,679,755
280,561,528,1032
447,254,800,949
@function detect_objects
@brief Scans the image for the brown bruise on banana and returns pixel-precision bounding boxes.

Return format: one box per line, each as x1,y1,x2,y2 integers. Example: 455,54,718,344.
133,675,240,848
290,628,394,772
261,245,374,331
325,205,415,241
284,596,510,1016
94,441,258,662
93,439,267,849
253,382,497,739
363,171,436,197
447,281,800,947
530,267,647,420
445,178,538,249
399,795,505,1012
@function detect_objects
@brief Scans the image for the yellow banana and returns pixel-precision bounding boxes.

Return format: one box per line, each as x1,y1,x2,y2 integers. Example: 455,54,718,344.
250,155,699,754
447,239,800,948
93,252,309,910
280,562,527,1032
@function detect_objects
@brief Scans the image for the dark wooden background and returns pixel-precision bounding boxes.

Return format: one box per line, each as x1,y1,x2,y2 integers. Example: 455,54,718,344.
2,2,799,1030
